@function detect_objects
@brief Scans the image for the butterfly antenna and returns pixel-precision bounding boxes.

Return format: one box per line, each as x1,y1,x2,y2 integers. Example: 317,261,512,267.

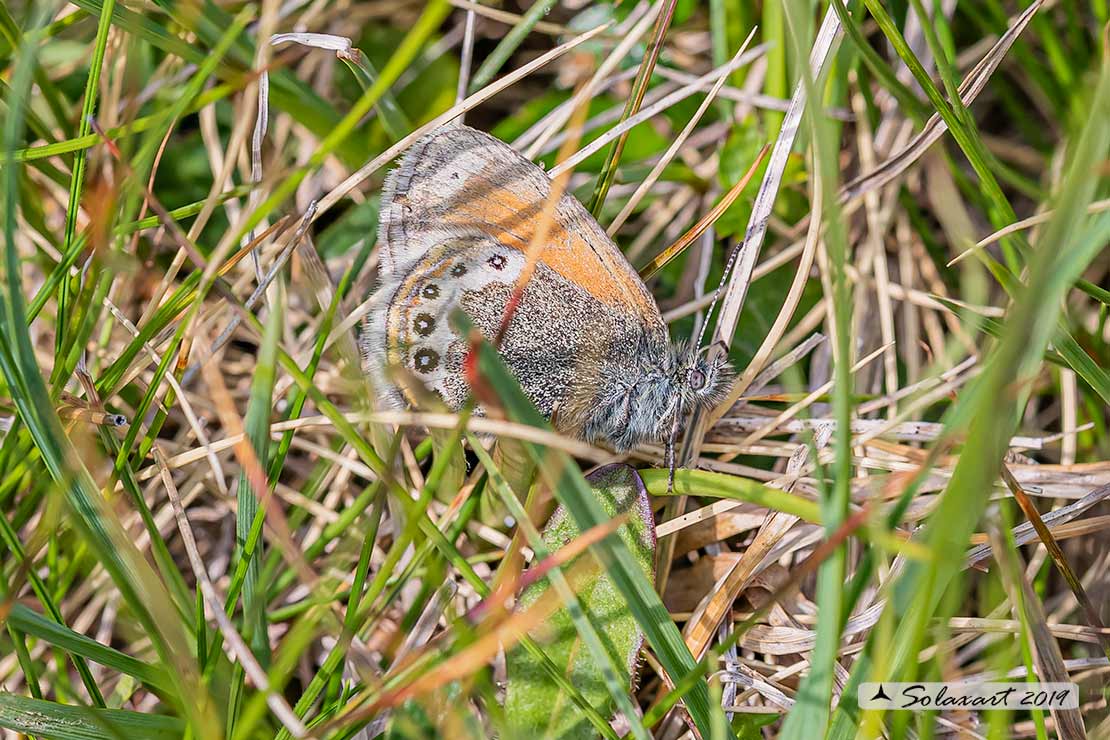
695,231,750,351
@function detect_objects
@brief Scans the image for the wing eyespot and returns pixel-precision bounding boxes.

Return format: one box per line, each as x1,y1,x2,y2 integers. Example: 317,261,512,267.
487,255,507,271
421,283,440,299
451,263,468,277
413,348,440,373
413,313,435,336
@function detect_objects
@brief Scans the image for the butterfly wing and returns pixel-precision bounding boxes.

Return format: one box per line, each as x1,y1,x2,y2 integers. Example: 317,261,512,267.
377,125,665,334
364,235,655,418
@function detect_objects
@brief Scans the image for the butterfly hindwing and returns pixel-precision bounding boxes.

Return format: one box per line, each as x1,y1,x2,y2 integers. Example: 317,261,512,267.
363,237,477,408
365,235,653,417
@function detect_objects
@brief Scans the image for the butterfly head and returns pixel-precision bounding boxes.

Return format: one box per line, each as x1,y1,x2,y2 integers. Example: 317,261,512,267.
656,344,732,490
675,343,732,412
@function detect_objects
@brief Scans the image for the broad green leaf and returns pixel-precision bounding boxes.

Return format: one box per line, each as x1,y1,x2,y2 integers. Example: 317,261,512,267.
734,712,781,739
505,464,656,739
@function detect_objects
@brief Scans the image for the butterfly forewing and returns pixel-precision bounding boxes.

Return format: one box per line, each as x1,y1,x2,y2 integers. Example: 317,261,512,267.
377,126,665,331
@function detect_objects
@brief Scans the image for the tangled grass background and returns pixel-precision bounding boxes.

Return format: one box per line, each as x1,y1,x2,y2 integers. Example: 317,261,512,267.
0,0,1108,738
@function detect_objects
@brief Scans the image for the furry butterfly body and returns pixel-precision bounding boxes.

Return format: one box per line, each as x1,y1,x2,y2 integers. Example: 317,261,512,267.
362,125,730,451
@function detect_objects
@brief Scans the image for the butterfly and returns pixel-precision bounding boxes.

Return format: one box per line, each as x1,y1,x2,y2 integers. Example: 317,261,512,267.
362,124,731,452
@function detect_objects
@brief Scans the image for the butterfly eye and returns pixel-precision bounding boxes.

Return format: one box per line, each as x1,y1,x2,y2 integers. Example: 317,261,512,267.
688,368,706,391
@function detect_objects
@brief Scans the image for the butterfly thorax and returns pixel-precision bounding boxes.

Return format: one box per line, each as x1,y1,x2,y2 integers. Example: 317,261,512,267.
559,338,733,452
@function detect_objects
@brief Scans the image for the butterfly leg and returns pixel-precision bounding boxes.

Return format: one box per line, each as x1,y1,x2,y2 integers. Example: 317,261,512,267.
666,411,682,494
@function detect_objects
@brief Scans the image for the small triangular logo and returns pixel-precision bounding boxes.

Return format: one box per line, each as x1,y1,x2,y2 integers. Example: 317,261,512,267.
871,684,891,701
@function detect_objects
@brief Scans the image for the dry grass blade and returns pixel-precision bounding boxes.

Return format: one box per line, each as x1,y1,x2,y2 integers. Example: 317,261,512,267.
607,30,759,235
682,426,833,661
948,197,1110,266
987,519,1086,740
198,352,319,591
154,448,307,738
703,4,843,355
708,151,826,425
585,0,680,214
7,1,1109,737
638,145,768,280
966,483,1110,566
310,20,612,225
454,8,476,109
519,3,660,158
1000,466,1110,659
683,510,799,660
548,47,760,179
644,500,872,724
139,410,618,477
88,118,216,279
183,205,317,386
447,0,570,37
736,343,890,448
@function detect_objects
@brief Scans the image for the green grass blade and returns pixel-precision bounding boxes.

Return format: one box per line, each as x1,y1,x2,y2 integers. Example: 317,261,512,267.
641,468,822,522
7,604,173,695
233,0,451,246
468,0,559,93
465,318,734,740
778,4,853,734
55,0,116,355
0,693,184,740
587,0,679,215
339,48,412,140
878,30,1110,696
1,16,216,737
236,286,284,663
